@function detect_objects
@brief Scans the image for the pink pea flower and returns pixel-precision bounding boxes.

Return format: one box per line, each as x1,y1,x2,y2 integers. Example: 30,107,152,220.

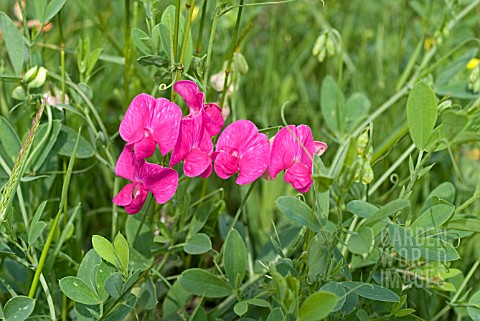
174,80,224,136
113,145,179,214
170,114,214,178
213,120,270,185
120,94,182,160
269,125,328,193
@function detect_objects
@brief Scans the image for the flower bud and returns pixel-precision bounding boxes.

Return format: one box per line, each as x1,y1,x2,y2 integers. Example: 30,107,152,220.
312,34,326,56
356,128,370,157
25,66,47,89
362,163,374,184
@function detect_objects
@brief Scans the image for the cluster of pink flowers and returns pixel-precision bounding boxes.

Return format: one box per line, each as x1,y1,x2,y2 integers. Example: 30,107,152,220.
113,80,327,214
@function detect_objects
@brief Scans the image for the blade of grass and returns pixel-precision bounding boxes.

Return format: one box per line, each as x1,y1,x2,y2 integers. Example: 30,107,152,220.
28,127,82,298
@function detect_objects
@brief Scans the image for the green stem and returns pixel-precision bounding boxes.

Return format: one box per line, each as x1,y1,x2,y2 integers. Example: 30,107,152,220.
173,0,181,61
455,193,480,214
28,129,81,298
175,0,196,83
202,5,220,92
124,0,132,106
196,0,208,54
431,259,480,321
219,0,245,108
368,143,415,196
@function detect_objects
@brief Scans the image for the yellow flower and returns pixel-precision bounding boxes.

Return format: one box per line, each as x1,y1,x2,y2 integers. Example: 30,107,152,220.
467,58,479,70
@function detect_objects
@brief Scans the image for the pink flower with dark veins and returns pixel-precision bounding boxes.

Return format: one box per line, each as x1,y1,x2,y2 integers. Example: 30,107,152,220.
213,120,270,185
119,94,182,160
269,125,328,193
170,114,214,178
113,145,179,214
174,80,224,136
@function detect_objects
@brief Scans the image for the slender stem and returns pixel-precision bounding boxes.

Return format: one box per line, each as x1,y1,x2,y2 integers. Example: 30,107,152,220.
196,0,208,54
28,206,62,298
174,0,181,61
455,193,480,214
203,10,220,93
431,259,480,321
219,0,245,108
368,144,416,196
124,0,132,106
174,0,196,84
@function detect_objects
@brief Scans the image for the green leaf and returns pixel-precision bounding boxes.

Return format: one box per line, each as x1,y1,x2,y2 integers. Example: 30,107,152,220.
341,281,399,302
321,75,345,133
245,298,270,307
105,272,123,300
139,277,157,311
320,282,346,312
423,182,455,210
34,0,47,22
184,233,212,255
223,229,247,288
347,200,378,219
44,0,67,22
188,201,212,237
95,261,116,302
266,308,284,321
114,233,129,271
276,196,320,232
3,296,35,321
410,203,455,231
234,301,248,316
179,269,232,298
77,249,101,288
347,226,374,255
0,12,25,75
103,293,137,321
307,234,329,281
299,291,338,321
55,125,95,159
365,199,410,226
0,117,21,162
92,235,117,266
406,81,438,150
442,110,469,141
447,219,480,233
59,276,101,305
137,55,170,69
28,201,47,245
132,28,152,55
389,224,459,262
468,289,480,321
345,92,371,129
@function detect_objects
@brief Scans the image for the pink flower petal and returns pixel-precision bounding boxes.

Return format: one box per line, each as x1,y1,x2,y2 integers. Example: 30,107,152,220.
200,164,213,178
170,114,213,167
124,185,148,214
295,125,315,168
113,183,135,206
115,145,137,181
174,80,204,114
237,133,270,185
133,132,156,160
314,141,328,156
184,148,212,177
269,125,297,179
142,163,179,204
203,103,224,136
284,161,313,193
120,94,153,144
216,120,257,151
150,98,182,155
170,117,196,166
214,151,239,179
